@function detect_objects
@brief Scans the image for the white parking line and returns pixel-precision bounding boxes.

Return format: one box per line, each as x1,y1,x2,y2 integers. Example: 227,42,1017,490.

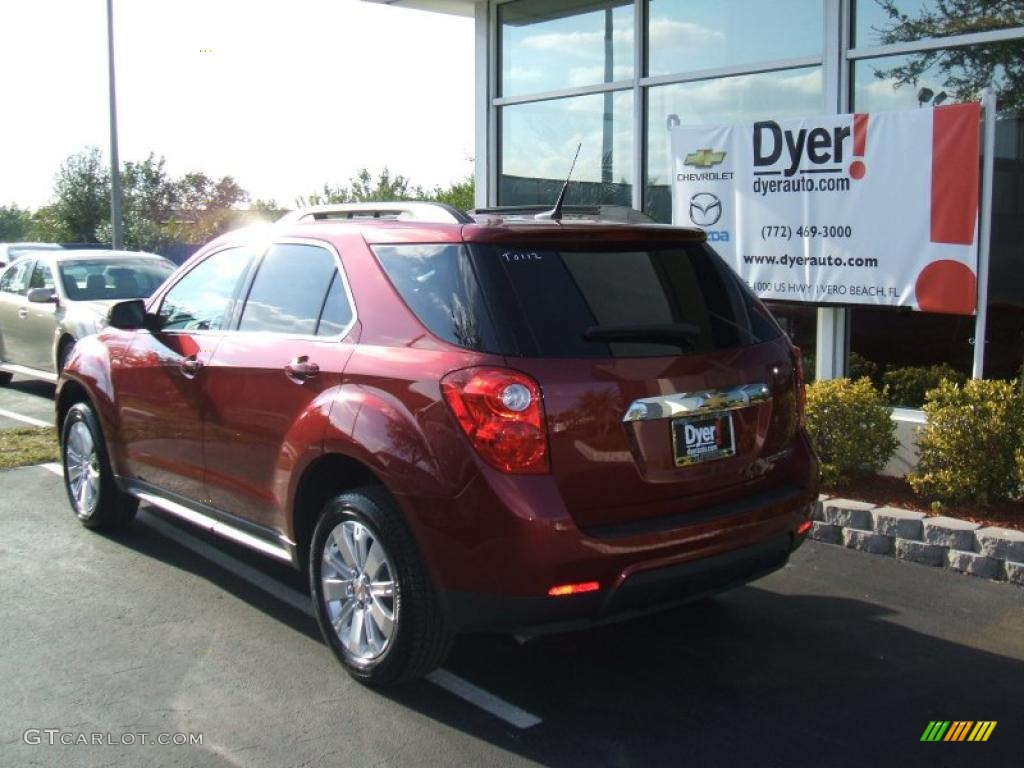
139,510,316,617
32,469,543,731
427,669,543,729
0,407,51,428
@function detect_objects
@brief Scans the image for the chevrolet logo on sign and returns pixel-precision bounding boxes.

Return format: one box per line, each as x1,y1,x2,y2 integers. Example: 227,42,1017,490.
685,148,726,168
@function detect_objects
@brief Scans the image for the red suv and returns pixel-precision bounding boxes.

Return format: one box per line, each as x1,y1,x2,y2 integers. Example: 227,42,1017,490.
57,202,818,685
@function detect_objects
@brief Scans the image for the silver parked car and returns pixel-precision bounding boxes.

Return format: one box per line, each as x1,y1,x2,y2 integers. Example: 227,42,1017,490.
0,242,63,269
0,249,176,383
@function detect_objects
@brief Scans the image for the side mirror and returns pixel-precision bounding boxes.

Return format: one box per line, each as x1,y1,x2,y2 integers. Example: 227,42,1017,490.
107,299,148,330
27,287,57,304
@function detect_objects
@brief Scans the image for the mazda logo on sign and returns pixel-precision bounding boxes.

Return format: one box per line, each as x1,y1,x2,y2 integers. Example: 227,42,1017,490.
689,192,722,226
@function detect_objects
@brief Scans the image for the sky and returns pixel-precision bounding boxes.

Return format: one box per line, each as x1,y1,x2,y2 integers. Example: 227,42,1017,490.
0,0,475,210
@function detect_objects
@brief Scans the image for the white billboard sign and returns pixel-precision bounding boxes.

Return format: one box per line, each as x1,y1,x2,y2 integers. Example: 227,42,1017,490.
670,104,981,315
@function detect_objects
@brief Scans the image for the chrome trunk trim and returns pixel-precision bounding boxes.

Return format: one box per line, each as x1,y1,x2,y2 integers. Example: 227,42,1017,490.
623,383,771,422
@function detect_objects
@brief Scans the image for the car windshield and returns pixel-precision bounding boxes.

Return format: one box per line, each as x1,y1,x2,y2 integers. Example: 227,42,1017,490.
59,259,176,301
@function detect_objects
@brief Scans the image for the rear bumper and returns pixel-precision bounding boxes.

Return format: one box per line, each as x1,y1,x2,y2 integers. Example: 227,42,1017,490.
440,533,800,633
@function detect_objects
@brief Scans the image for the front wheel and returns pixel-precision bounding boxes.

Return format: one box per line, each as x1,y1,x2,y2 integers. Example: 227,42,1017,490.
309,487,451,685
61,401,137,530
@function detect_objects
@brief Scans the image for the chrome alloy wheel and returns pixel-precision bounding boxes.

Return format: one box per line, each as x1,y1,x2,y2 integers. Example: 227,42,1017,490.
321,520,397,661
65,421,100,519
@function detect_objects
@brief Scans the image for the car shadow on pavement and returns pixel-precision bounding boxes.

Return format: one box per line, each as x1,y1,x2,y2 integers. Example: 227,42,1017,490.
107,509,323,645
388,588,1024,767
107,511,1023,767
7,379,56,399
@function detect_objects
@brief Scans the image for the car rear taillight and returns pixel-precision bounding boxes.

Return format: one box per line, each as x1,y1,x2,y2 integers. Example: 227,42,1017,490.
791,345,807,426
441,367,550,474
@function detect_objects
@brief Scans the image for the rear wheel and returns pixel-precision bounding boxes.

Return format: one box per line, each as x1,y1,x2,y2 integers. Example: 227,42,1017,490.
0,371,11,387
61,402,137,530
309,487,451,685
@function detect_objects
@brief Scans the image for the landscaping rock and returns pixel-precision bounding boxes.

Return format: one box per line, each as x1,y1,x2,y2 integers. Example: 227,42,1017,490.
945,550,1000,580
813,494,830,521
819,499,875,530
842,528,893,555
810,521,843,545
1004,561,1024,587
895,538,946,567
975,527,1024,563
922,517,979,551
873,507,927,540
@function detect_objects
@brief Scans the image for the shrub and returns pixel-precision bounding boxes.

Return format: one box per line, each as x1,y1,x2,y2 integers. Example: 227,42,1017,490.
805,377,898,486
882,364,967,408
848,352,879,383
909,379,1024,505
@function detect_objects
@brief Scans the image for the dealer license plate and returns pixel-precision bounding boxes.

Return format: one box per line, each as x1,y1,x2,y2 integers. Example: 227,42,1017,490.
672,413,736,467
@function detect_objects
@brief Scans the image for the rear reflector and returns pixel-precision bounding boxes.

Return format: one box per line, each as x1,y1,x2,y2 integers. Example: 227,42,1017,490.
547,581,600,597
797,519,813,535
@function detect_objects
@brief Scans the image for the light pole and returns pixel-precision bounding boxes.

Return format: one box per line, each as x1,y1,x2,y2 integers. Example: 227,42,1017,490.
106,0,123,249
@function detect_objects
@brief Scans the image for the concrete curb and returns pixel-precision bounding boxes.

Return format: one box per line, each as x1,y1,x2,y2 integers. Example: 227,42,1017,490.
811,495,1022,586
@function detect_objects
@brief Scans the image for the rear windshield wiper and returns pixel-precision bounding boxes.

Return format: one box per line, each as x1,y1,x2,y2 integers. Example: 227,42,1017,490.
582,323,700,346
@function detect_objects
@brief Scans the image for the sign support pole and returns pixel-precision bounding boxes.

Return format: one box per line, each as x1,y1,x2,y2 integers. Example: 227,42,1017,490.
972,88,996,379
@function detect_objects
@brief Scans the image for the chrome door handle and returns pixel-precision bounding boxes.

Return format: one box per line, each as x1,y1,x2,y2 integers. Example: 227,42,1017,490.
17,308,28,319
180,356,204,378
284,356,319,382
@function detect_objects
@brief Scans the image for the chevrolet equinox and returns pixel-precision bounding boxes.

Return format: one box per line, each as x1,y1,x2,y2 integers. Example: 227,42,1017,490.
56,202,819,685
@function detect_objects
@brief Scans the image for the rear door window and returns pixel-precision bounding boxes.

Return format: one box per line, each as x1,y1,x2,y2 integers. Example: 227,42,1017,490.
474,244,781,358
237,243,340,336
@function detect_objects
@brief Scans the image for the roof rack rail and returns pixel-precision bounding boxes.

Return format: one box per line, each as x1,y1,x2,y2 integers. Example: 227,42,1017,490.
469,204,654,224
278,201,472,225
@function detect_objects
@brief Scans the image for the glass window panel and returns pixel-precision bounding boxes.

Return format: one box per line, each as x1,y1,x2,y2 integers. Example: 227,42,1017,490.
500,0,634,98
316,272,354,337
765,301,819,378
647,0,823,77
239,244,338,336
852,45,1024,380
853,0,1024,48
0,260,33,295
159,248,254,332
29,262,54,290
644,67,824,222
500,91,634,207
372,244,501,353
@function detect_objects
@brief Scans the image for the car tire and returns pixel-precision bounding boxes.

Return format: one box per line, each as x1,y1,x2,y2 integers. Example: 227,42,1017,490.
61,401,138,531
310,487,451,686
0,371,11,387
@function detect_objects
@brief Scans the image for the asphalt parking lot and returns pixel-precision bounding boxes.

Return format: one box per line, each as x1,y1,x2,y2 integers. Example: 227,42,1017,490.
0,378,55,429
0,452,1022,768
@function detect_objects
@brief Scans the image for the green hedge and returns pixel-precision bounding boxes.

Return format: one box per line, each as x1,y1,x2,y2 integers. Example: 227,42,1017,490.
805,378,898,486
909,379,1024,505
882,364,967,408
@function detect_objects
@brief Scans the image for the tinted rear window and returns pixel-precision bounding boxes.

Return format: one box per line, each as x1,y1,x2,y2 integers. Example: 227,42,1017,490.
373,241,779,358
475,244,780,358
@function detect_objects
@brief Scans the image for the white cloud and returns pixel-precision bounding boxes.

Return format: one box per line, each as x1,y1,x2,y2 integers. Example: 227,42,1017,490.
647,17,724,48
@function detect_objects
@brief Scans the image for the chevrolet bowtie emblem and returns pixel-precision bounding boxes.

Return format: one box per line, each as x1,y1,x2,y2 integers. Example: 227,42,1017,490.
685,149,726,168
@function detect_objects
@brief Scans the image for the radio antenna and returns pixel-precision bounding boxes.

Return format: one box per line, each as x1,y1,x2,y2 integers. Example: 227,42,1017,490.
535,143,581,222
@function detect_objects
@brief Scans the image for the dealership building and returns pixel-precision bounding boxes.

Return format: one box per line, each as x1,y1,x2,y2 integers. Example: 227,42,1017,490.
373,0,1021,396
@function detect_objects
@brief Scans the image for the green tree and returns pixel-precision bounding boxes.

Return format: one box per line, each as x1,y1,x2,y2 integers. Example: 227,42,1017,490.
49,147,110,243
871,0,1024,111
0,204,34,241
428,175,475,212
297,168,475,213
